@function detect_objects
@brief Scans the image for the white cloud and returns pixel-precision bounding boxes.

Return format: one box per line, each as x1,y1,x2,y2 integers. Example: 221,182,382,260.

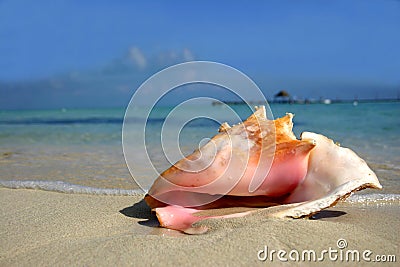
183,48,195,61
128,47,147,69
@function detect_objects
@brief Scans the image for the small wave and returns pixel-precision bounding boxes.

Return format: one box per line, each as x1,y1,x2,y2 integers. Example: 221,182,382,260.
0,117,123,125
0,117,165,125
0,180,144,196
345,193,400,205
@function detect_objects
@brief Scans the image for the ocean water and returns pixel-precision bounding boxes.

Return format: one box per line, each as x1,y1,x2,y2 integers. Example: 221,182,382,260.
0,102,399,205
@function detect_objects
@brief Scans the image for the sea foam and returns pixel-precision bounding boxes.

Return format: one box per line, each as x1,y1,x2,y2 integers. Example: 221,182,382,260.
0,180,144,196
345,193,400,206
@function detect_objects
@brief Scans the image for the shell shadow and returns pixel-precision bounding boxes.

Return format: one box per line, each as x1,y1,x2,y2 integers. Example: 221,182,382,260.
119,200,348,229
310,210,347,220
119,199,160,227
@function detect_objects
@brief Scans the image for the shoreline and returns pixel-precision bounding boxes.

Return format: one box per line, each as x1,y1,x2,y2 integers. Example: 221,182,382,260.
1,188,398,266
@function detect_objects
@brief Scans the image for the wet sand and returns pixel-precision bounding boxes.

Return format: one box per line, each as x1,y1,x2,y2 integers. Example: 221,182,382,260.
0,188,398,266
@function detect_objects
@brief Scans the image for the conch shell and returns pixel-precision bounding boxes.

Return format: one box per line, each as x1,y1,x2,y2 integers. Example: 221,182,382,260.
144,106,382,234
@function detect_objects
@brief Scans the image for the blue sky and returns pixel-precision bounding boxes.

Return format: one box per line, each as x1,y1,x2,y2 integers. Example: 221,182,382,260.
0,0,399,109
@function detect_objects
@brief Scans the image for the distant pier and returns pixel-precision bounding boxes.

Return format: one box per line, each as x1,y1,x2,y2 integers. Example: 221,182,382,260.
211,98,400,106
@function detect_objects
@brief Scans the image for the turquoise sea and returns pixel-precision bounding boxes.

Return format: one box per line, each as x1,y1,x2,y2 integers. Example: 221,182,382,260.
0,102,399,203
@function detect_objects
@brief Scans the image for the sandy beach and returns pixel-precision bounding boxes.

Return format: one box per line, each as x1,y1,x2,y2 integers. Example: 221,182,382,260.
1,188,398,266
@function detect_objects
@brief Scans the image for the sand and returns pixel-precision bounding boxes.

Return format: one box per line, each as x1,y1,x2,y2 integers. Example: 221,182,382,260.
0,188,398,266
